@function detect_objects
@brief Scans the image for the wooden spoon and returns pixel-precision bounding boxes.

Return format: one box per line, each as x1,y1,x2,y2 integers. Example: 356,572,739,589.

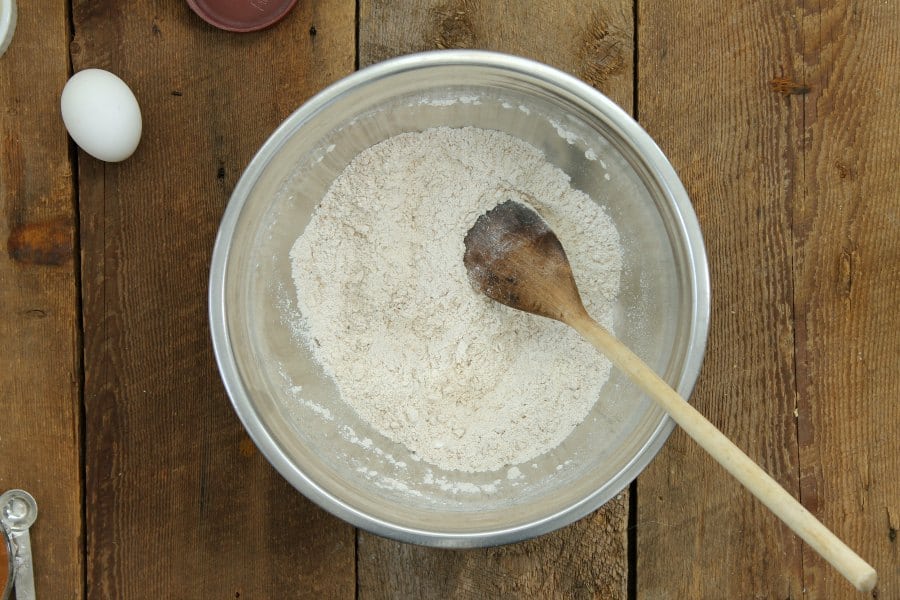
463,199,877,593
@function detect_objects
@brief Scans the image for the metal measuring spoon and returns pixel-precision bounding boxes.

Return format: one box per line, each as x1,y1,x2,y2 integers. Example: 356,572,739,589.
0,490,37,600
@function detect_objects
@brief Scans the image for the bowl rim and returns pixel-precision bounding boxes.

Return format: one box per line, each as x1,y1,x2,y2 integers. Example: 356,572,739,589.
209,49,710,547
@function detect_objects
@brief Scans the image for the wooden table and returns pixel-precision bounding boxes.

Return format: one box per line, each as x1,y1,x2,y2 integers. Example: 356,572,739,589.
1,1,897,598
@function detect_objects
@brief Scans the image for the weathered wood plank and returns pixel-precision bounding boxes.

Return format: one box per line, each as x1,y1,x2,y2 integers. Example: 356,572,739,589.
359,500,628,599
636,2,804,597
0,1,82,597
795,1,899,596
360,0,633,105
357,2,633,597
73,1,356,597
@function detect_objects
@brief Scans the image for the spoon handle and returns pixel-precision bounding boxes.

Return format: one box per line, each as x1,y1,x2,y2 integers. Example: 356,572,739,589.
569,314,877,593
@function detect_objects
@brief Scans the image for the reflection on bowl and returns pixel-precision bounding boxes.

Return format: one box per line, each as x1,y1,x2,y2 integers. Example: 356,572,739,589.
209,50,709,547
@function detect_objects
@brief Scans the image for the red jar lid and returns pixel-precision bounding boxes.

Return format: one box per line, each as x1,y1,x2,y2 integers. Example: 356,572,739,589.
187,0,298,32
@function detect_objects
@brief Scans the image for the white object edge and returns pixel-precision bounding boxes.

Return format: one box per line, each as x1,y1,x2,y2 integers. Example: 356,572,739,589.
0,0,16,57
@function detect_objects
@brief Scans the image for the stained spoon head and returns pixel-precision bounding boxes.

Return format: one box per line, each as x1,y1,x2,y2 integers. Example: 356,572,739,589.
463,200,587,324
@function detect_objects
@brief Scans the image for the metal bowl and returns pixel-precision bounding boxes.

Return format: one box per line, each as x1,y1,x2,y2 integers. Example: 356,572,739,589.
209,50,709,547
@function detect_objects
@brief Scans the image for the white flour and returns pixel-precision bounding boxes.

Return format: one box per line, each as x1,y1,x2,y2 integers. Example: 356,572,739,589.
290,127,622,473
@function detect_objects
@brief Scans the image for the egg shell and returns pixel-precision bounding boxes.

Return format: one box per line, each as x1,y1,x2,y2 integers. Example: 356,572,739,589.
0,0,17,57
61,69,142,162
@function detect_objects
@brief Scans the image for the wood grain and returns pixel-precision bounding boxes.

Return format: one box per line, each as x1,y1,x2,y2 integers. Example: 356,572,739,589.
636,1,805,597
73,1,356,597
638,0,900,597
0,1,83,598
795,1,899,596
360,0,633,106
359,499,628,600
357,2,633,598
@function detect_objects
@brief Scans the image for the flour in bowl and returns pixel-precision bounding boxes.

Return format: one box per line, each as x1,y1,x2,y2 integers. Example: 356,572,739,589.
290,126,622,473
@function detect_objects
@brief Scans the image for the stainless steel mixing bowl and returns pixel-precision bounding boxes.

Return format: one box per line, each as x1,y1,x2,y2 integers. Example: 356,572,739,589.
209,50,709,547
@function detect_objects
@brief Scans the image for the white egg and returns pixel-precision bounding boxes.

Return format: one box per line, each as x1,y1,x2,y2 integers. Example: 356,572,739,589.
61,69,142,162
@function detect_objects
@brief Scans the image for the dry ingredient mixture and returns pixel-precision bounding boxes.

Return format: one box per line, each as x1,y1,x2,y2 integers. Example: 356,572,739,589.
290,126,622,473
